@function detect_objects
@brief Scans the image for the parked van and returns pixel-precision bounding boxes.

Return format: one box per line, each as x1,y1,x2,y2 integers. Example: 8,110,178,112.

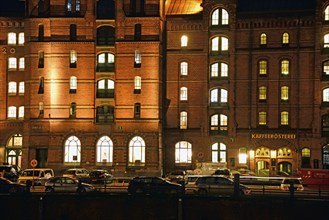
18,168,54,186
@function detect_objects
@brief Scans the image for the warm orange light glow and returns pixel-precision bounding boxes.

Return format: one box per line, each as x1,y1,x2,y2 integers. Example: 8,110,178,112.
249,150,255,159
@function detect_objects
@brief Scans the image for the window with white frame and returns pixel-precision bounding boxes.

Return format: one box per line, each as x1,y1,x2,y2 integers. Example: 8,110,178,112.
211,36,228,51
70,76,77,93
8,82,17,94
18,106,24,118
76,0,80,12
64,136,81,163
211,142,227,163
210,88,228,104
324,60,329,76
134,76,141,93
67,0,72,12
180,62,188,76
212,37,219,51
260,33,267,45
96,136,113,163
18,32,24,45
175,141,192,163
181,35,188,47
325,34,329,48
180,87,188,101
8,32,16,45
8,57,17,69
281,86,289,101
135,50,142,67
70,50,77,68
259,60,267,75
281,60,289,75
281,111,289,125
323,88,329,102
19,82,24,94
211,8,229,25
97,79,114,98
210,114,228,132
259,111,267,125
128,136,145,165
180,111,187,129
210,62,228,78
8,106,17,118
221,36,228,51
19,57,25,70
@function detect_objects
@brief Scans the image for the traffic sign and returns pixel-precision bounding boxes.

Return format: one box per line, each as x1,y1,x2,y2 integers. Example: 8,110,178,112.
30,159,38,168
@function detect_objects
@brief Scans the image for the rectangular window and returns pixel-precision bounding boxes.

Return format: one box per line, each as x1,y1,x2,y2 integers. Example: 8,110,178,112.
259,61,267,75
8,82,17,94
70,102,76,118
8,32,16,45
259,112,267,125
19,57,25,70
8,58,17,70
8,106,17,118
39,102,44,118
70,50,77,68
18,106,24,118
134,103,141,119
18,33,24,45
281,112,289,125
259,86,267,101
38,25,44,41
70,24,77,41
134,50,141,68
134,24,141,41
70,76,77,93
180,112,187,129
281,86,289,101
134,76,141,94
38,77,44,94
19,82,25,94
38,51,44,68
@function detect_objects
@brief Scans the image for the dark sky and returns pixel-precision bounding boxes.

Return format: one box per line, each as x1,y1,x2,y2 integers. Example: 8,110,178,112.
0,0,25,16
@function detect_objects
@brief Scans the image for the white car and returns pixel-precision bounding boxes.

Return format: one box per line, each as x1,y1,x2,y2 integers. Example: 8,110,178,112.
45,176,95,194
18,168,54,186
280,178,304,191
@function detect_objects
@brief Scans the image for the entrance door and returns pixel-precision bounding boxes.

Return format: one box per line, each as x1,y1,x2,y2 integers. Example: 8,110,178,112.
256,160,269,176
36,149,48,168
278,162,292,176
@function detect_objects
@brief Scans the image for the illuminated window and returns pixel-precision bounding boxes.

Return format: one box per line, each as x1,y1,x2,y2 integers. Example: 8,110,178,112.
210,114,228,133
277,147,291,157
69,102,76,118
281,86,289,101
134,103,141,119
260,33,267,45
8,82,17,94
18,106,24,119
281,111,289,125
323,88,329,102
19,82,24,94
128,136,145,165
8,57,17,70
282,32,289,44
8,106,17,118
281,60,289,75
256,147,270,157
325,6,329,21
259,86,267,101
211,36,228,51
181,35,188,47
19,57,25,70
97,79,114,98
39,102,44,117
67,0,72,12
211,8,229,25
70,50,77,68
180,87,188,101
76,0,80,12
38,51,44,68
96,136,113,163
322,145,329,168
64,136,81,163
38,77,44,94
97,52,115,72
210,88,228,104
180,111,187,129
259,111,267,125
134,50,142,67
210,62,228,77
324,34,329,48
175,141,192,163
239,148,247,164
259,60,267,75
8,32,16,45
180,62,188,76
301,148,311,168
18,33,24,45
70,76,77,93
134,76,141,94
212,143,227,163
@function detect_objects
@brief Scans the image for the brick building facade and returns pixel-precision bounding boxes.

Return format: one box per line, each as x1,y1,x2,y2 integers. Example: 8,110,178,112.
0,0,328,177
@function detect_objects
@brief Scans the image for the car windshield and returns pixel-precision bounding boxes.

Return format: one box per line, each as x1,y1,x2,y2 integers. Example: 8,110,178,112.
22,170,40,176
283,179,301,184
64,170,76,174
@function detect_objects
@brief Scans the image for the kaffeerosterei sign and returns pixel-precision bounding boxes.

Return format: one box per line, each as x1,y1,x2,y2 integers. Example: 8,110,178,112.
251,133,296,139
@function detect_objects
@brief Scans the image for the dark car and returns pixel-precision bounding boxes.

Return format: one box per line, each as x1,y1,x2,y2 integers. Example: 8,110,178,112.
45,176,95,194
0,177,27,194
127,176,183,195
0,164,21,182
166,170,188,184
212,168,232,178
84,169,113,184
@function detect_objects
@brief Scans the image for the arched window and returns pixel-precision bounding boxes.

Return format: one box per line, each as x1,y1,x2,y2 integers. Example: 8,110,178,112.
18,32,24,45
70,76,77,93
64,136,81,163
210,114,228,134
301,148,311,168
181,35,188,47
281,60,289,75
96,136,113,163
97,52,115,72
180,62,188,76
70,50,77,68
210,88,228,104
260,33,267,45
211,142,227,163
259,111,267,125
129,136,145,165
97,79,114,98
175,141,192,163
325,6,329,21
258,60,267,76
180,111,187,129
281,86,289,101
18,106,24,118
210,62,228,78
325,34,329,48
8,57,17,70
281,111,289,125
323,88,329,102
8,82,17,94
211,36,228,51
134,76,141,93
282,33,289,44
211,8,229,25
259,86,267,102
97,26,115,46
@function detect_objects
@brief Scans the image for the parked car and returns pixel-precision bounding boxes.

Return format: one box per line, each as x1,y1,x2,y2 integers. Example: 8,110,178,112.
0,164,22,182
18,168,54,186
62,168,89,179
193,176,251,196
280,178,304,191
127,176,183,195
166,170,188,184
45,176,95,194
0,177,27,194
185,175,204,194
84,169,113,184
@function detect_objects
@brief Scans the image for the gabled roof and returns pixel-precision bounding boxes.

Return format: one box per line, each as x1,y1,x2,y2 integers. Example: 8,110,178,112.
165,0,203,15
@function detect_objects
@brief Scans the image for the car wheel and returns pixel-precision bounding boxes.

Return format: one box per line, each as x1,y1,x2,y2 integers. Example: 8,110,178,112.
77,187,86,194
198,189,207,196
45,187,54,193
